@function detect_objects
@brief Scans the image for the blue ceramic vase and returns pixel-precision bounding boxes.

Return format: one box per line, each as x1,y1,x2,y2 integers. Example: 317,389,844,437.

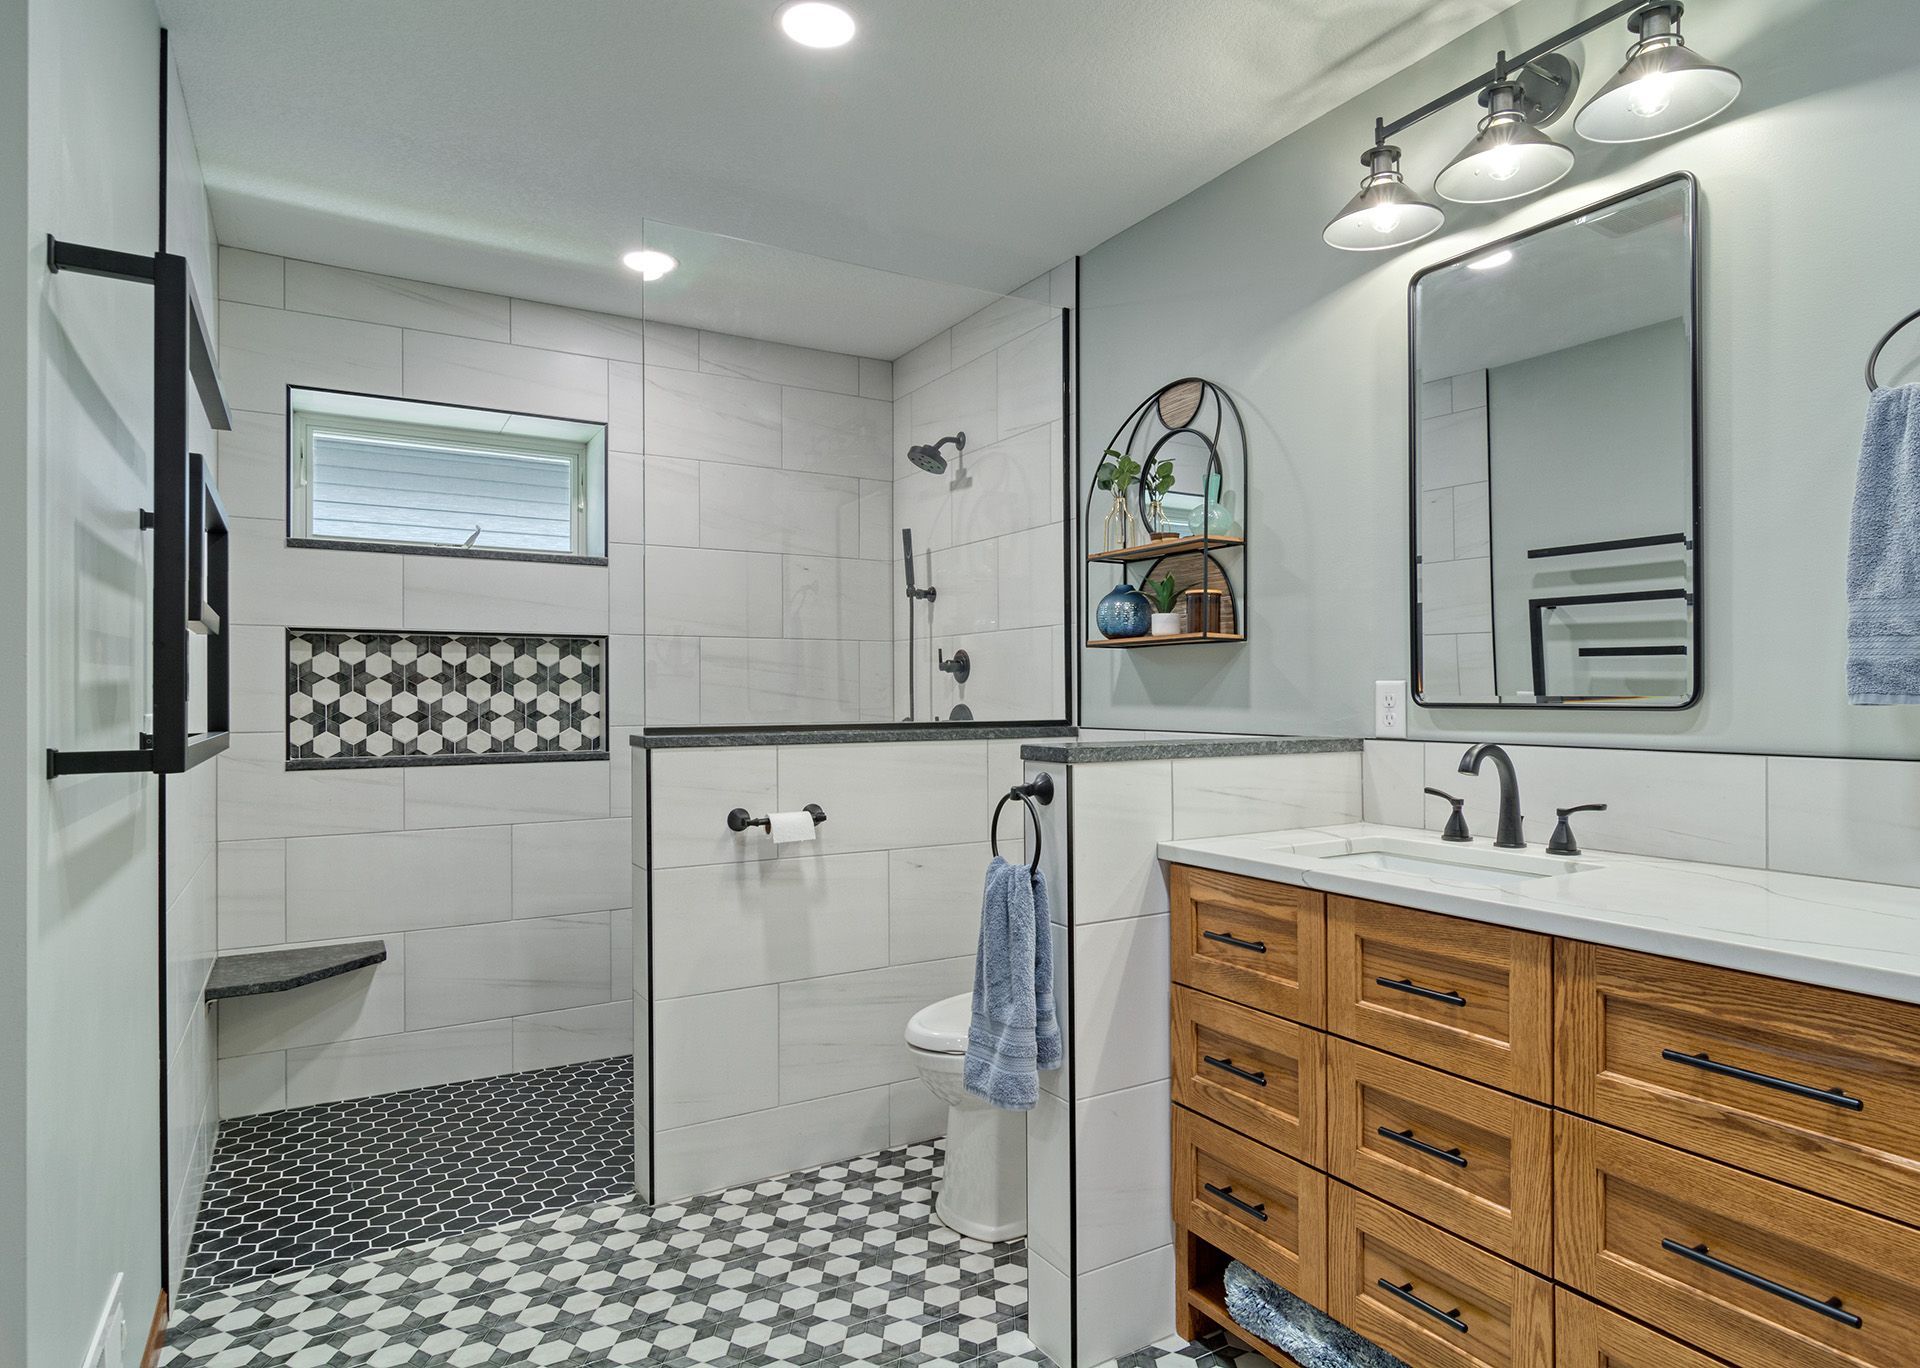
1096,582,1151,639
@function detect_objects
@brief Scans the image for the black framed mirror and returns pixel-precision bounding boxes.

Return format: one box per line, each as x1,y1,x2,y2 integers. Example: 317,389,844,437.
1408,173,1700,709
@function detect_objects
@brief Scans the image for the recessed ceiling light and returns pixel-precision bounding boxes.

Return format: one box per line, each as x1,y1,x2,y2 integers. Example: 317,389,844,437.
620,249,677,281
1467,249,1515,270
779,2,855,48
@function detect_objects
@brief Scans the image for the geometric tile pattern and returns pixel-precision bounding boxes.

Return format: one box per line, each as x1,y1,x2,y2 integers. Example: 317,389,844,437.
286,630,605,766
180,1055,634,1295
164,1137,1253,1367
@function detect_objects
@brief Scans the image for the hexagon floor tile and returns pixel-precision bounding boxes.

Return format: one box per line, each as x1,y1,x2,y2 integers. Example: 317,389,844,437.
180,1054,634,1296
166,1136,1257,1367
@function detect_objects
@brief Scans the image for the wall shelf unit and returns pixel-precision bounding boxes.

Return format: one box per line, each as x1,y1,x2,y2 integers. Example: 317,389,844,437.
1085,377,1248,650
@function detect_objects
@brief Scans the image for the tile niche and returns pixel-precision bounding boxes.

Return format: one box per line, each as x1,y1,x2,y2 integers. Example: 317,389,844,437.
286,630,607,767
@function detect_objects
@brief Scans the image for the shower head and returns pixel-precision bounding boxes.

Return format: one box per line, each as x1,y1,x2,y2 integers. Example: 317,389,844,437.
907,431,966,475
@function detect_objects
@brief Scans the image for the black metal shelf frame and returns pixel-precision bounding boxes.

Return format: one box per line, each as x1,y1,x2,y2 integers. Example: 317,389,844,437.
1526,532,1692,561
44,235,234,779
1529,587,1693,702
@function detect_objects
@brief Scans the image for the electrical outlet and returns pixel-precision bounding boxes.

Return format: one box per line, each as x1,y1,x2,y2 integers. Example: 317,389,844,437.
1375,680,1407,737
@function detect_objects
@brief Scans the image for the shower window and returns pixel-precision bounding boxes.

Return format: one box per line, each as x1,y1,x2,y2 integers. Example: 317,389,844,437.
288,389,607,561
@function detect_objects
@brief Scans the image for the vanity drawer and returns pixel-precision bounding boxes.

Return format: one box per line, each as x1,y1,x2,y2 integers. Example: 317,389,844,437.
1326,897,1552,1101
1328,1183,1553,1368
1556,1116,1920,1368
1172,985,1324,1166
1173,1106,1327,1308
1170,866,1324,1026
1326,1038,1553,1273
1554,1290,1728,1368
1558,940,1920,1228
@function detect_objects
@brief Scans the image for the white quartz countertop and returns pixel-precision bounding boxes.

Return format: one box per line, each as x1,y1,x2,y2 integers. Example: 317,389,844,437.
1158,823,1920,1006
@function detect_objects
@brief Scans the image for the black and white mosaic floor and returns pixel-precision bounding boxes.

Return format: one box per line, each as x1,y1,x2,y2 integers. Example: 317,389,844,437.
182,1055,634,1295
167,1141,1251,1368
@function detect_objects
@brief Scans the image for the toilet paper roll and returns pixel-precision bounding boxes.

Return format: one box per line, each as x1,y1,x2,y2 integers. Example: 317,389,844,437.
766,810,818,845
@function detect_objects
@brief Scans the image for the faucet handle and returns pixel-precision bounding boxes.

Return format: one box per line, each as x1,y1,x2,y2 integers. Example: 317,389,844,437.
1423,787,1472,843
1547,803,1607,857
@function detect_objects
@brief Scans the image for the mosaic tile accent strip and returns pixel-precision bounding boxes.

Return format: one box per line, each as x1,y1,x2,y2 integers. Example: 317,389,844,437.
181,1054,633,1295
167,1136,1252,1367
287,630,605,766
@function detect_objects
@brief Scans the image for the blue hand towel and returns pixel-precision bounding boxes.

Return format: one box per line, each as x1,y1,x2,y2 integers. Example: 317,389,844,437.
1848,383,1920,703
963,857,1062,1110
1223,1261,1409,1368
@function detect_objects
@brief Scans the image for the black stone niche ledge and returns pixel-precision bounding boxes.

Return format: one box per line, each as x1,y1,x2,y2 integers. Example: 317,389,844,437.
205,940,388,1002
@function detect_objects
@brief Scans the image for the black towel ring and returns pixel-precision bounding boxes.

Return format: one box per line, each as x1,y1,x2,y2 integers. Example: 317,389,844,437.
990,772,1055,876
1866,308,1920,392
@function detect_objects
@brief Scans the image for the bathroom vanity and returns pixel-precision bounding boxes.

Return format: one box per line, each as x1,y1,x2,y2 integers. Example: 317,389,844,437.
1158,826,1920,1368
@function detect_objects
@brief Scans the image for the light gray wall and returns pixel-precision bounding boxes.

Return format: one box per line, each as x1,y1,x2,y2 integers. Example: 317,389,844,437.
1080,0,1920,759
17,0,173,1360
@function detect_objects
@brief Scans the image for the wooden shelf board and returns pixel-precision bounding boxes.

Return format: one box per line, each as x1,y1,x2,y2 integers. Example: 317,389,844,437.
1088,534,1245,565
1086,632,1246,649
1183,1282,1305,1368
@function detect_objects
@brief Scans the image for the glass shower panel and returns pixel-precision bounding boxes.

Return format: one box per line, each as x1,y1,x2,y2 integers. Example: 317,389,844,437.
635,220,1069,727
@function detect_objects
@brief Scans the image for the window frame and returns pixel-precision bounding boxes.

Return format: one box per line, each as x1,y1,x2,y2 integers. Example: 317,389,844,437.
286,390,607,564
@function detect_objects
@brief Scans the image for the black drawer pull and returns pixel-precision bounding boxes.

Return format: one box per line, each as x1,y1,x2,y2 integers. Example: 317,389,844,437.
1376,976,1467,1007
1660,1050,1864,1112
1660,1240,1862,1329
1378,1126,1468,1168
1203,1055,1268,1087
1203,929,1267,954
1203,1182,1267,1222
1377,1280,1467,1333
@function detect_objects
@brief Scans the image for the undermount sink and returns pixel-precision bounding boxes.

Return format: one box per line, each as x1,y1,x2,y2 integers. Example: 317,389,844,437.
1286,836,1600,890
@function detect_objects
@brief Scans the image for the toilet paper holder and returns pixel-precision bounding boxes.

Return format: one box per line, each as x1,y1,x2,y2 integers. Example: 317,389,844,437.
727,803,826,833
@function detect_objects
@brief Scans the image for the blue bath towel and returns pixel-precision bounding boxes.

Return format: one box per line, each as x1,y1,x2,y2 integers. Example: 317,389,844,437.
1849,383,1920,703
1223,1261,1409,1367
963,857,1062,1110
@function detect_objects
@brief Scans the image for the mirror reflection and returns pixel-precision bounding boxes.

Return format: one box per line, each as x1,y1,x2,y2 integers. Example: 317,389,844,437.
1410,175,1697,708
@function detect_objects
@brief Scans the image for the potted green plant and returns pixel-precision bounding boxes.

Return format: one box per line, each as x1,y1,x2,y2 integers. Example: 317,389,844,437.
1144,573,1183,636
1096,449,1142,551
1145,460,1178,539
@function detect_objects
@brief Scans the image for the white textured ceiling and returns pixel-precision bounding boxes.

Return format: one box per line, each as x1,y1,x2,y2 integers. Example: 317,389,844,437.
159,0,1524,356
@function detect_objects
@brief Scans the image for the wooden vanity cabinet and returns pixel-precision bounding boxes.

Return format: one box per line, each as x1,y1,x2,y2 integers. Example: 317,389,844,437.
1167,861,1920,1368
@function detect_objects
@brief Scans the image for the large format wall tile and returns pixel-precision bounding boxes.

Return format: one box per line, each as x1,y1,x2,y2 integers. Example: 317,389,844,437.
652,986,779,1129
698,639,872,725
402,330,609,422
217,839,287,948
218,247,284,308
644,367,781,467
996,320,1062,436
508,298,649,363
403,759,609,828
511,818,631,916
776,956,974,1103
217,1052,287,1119
218,301,402,413
283,1020,515,1110
650,853,888,996
698,332,858,394
647,747,779,869
950,295,1055,370
643,546,782,638
217,937,408,1057
781,388,892,481
214,410,289,521
778,742,984,855
285,827,513,939
1767,755,1920,885
404,911,612,1029
782,557,890,641
511,999,633,1071
887,842,995,964
218,732,405,841
1171,751,1363,839
400,556,609,636
697,463,864,557
1075,1080,1174,1273
228,517,402,627
909,353,998,454
1070,761,1172,924
1072,913,1170,1098
652,1086,892,1201
284,261,511,341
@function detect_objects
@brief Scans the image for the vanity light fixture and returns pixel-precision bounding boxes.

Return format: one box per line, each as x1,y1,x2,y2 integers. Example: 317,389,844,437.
1435,79,1576,204
1466,248,1514,271
778,1,856,49
1321,0,1739,250
620,249,678,281
1322,142,1446,251
1574,3,1742,143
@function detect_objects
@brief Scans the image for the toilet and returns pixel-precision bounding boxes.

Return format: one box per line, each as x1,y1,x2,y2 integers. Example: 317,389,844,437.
904,992,1028,1242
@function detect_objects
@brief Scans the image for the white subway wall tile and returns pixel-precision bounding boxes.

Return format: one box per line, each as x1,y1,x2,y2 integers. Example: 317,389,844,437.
996,321,1062,436
698,462,863,557
892,330,952,399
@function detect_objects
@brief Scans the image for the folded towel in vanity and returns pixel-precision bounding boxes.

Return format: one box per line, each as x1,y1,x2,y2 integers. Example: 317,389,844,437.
963,857,1062,1110
1223,1261,1409,1368
1849,383,1920,702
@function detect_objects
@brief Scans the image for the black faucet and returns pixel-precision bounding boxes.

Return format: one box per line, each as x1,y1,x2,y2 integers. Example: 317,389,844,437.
1458,743,1525,849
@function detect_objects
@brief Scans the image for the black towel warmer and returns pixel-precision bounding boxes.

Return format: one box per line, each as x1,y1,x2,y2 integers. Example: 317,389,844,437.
43,236,234,778
991,773,1055,876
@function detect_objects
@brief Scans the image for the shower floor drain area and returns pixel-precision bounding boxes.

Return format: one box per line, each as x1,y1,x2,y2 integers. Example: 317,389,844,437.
180,1053,634,1294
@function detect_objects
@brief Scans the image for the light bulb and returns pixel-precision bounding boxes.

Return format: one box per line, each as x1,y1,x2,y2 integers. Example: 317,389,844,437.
1486,147,1521,181
779,2,856,48
1627,72,1675,118
620,249,677,281
1369,204,1403,235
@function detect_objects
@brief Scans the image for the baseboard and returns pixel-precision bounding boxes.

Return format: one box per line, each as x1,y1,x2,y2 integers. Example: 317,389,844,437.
139,1291,167,1368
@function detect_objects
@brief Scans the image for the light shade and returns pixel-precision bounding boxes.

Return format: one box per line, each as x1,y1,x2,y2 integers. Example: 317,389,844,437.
1436,82,1575,204
1323,145,1445,252
779,2,856,48
1575,5,1741,143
